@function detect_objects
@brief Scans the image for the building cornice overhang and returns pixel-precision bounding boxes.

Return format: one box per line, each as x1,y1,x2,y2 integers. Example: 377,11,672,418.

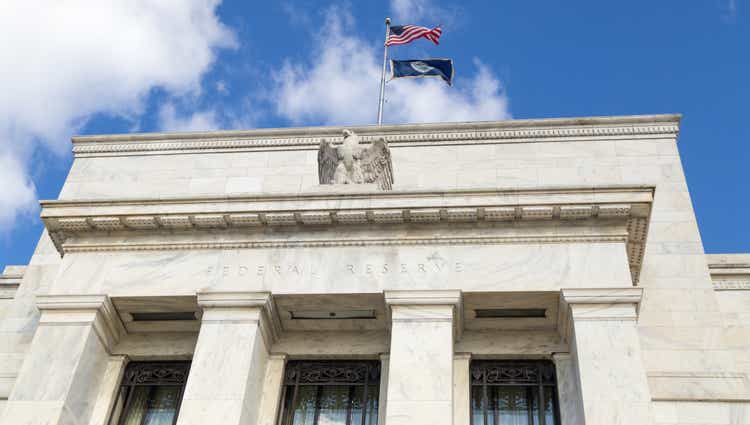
70,114,681,157
41,185,654,284
707,253,750,291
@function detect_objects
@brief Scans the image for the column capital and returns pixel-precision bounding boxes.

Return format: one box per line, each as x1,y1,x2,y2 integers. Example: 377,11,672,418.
384,289,462,306
197,290,273,308
558,288,643,342
35,294,125,352
560,288,643,305
268,353,288,362
384,290,463,340
454,352,472,361
196,290,282,347
551,352,572,362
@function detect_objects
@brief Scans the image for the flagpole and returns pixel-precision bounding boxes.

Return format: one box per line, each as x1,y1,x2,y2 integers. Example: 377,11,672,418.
377,17,391,125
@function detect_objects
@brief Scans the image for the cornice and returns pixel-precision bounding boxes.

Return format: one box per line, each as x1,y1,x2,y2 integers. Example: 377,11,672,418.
708,254,750,291
60,234,628,252
71,114,681,157
0,274,22,300
41,186,653,284
712,281,750,291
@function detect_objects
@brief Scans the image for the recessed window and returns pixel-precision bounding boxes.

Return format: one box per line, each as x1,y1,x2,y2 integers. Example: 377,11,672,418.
470,361,559,425
278,360,380,425
108,361,191,425
289,310,376,320
474,309,547,319
130,312,197,321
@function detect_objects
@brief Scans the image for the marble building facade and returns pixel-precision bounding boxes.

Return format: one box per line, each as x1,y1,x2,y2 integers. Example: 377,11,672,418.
0,114,748,425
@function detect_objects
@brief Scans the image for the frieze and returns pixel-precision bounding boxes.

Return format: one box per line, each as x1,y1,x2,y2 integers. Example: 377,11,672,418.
204,261,466,279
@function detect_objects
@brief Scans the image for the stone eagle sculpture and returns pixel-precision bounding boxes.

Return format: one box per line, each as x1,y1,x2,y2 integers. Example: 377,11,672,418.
318,129,393,190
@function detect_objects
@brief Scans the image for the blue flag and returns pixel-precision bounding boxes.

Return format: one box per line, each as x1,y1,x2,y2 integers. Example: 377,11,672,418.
390,59,454,85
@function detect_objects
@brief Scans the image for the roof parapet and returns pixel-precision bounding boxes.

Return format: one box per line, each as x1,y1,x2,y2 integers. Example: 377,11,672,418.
70,114,682,157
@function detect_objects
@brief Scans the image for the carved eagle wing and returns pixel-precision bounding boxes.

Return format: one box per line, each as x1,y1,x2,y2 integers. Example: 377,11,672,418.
318,139,339,184
360,138,393,190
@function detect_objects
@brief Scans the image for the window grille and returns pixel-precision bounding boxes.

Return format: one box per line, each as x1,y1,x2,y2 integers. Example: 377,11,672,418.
278,360,381,425
470,361,559,425
108,361,191,425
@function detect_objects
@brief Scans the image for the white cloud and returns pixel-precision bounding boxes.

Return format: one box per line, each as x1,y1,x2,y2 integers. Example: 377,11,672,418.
216,80,230,95
273,7,510,126
0,153,37,231
0,0,235,232
159,103,221,132
391,0,431,23
390,0,456,25
720,0,737,23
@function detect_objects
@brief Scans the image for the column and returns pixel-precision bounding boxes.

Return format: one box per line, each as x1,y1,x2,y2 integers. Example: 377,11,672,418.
384,290,461,425
453,353,471,425
0,294,124,425
560,288,653,425
176,291,280,425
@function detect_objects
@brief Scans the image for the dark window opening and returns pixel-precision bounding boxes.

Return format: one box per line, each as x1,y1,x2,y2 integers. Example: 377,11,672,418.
474,309,547,319
130,312,197,322
278,360,380,425
470,361,559,425
108,361,191,425
289,310,376,320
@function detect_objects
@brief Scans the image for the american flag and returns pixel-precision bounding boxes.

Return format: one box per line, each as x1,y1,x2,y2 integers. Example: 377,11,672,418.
386,25,442,46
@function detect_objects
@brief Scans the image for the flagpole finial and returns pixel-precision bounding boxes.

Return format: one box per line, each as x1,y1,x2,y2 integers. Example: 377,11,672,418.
385,17,391,24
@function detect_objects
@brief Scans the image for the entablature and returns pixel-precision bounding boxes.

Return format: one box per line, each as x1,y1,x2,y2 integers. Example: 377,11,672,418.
41,185,654,284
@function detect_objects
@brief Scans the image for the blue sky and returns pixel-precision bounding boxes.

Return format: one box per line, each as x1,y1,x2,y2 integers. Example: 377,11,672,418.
0,0,747,269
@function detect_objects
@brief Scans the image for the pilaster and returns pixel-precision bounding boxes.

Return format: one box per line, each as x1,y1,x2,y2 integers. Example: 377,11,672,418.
453,353,472,425
176,291,280,425
551,352,584,425
383,290,461,425
378,354,389,425
0,294,124,425
256,353,287,425
88,355,128,425
560,288,653,425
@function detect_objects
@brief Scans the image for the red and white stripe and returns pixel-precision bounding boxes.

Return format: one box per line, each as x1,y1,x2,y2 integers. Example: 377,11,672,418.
386,25,442,46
